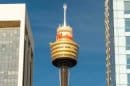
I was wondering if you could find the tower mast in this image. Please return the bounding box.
[63,4,67,26]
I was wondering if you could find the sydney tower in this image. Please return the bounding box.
[50,4,79,86]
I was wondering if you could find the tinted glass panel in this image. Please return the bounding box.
[125,19,130,32]
[125,1,130,14]
[126,36,130,50]
[128,74,130,85]
[127,55,130,68]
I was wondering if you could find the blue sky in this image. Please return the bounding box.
[0,0,105,86]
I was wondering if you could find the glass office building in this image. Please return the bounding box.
[0,4,34,86]
[105,0,130,86]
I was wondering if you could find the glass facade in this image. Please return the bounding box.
[125,1,130,86]
[105,0,130,86]
[0,27,20,86]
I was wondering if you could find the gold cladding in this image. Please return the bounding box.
[50,39,78,60]
[0,21,20,28]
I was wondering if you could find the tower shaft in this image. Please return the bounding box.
[60,66,68,86]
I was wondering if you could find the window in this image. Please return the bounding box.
[127,55,130,68]
[126,36,130,50]
[125,1,130,14]
[125,19,130,32]
[128,74,130,85]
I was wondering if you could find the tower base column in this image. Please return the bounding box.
[60,65,68,86]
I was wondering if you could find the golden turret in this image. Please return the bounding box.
[50,4,79,68]
[50,25,78,67]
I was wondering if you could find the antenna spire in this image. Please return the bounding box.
[63,3,67,26]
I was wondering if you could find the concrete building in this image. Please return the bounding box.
[0,4,34,86]
[105,0,130,86]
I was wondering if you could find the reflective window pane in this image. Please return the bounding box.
[124,1,130,14]
[127,55,130,68]
[128,74,130,85]
[125,19,130,32]
[126,36,130,50]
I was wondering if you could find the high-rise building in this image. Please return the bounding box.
[105,0,130,86]
[0,4,34,86]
